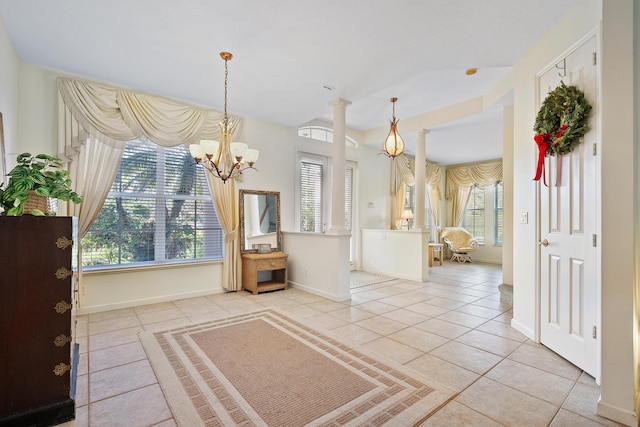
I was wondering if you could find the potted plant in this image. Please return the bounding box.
[0,153,82,216]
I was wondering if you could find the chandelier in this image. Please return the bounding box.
[381,97,405,158]
[189,52,259,183]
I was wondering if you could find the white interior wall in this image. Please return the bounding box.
[0,16,19,163]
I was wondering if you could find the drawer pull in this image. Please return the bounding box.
[54,301,72,314]
[55,236,73,250]
[53,363,71,376]
[53,334,72,347]
[55,268,73,280]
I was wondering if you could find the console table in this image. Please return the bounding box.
[242,251,288,294]
[428,243,444,267]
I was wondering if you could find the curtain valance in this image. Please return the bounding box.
[445,159,503,199]
[57,77,237,154]
[393,154,444,190]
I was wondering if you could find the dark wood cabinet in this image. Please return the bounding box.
[0,216,77,427]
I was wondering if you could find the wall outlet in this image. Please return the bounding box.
[520,212,528,224]
[368,202,374,208]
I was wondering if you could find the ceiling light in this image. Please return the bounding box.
[465,68,478,75]
[189,52,259,183]
[381,97,405,158]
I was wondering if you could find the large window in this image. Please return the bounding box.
[494,181,504,245]
[82,139,223,268]
[298,153,354,233]
[463,185,486,244]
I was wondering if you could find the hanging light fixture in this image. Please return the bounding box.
[189,52,259,183]
[381,97,405,158]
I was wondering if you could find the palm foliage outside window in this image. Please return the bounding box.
[82,139,223,268]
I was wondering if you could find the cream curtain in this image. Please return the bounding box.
[392,154,444,232]
[205,173,241,291]
[445,159,503,226]
[57,77,243,291]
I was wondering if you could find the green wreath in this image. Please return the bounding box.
[533,82,592,156]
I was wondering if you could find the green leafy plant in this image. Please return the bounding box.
[0,153,82,216]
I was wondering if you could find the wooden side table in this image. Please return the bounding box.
[241,251,288,294]
[428,243,444,267]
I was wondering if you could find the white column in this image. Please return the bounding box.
[327,98,351,235]
[413,129,428,231]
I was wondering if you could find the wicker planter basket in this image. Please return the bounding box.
[23,190,57,215]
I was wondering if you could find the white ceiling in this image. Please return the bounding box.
[0,0,578,165]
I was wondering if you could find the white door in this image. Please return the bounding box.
[539,36,598,376]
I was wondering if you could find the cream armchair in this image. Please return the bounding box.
[440,227,478,263]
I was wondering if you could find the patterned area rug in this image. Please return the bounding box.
[139,309,454,426]
[350,271,396,289]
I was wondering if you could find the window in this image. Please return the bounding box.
[299,156,325,232]
[494,181,504,245]
[403,184,433,231]
[298,153,355,233]
[82,139,223,268]
[463,185,485,244]
[298,126,357,147]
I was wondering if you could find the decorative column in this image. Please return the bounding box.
[413,129,428,231]
[327,98,351,235]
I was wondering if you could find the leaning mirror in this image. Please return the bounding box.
[239,190,281,253]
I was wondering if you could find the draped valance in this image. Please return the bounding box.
[445,159,503,199]
[392,154,444,191]
[57,77,239,160]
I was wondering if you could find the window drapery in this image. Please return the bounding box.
[391,154,444,232]
[446,159,502,226]
[56,77,243,291]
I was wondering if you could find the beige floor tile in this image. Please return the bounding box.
[77,352,88,376]
[377,294,421,308]
[355,300,399,315]
[429,341,502,375]
[493,309,513,324]
[296,312,349,331]
[354,315,407,335]
[388,326,449,353]
[89,341,147,373]
[89,359,157,402]
[456,377,559,426]
[136,307,186,325]
[142,317,194,332]
[88,308,136,323]
[455,329,522,357]
[415,318,471,339]
[435,311,489,329]
[405,301,451,317]
[418,400,503,426]
[306,299,349,313]
[550,409,609,427]
[330,323,382,345]
[469,298,511,312]
[381,308,431,326]
[420,296,468,310]
[508,342,582,380]
[456,304,504,319]
[435,291,481,304]
[133,301,177,314]
[562,382,623,426]
[74,373,88,407]
[89,326,144,351]
[475,319,528,342]
[361,336,424,364]
[89,384,172,427]
[486,359,575,405]
[405,354,480,393]
[89,315,142,336]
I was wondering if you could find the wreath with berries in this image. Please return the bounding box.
[533,82,592,182]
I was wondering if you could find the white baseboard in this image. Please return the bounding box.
[597,399,637,426]
[510,318,536,341]
[288,281,350,302]
[77,288,225,315]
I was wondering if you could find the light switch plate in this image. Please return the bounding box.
[520,212,528,224]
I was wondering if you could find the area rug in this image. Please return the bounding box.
[350,271,396,289]
[139,309,453,426]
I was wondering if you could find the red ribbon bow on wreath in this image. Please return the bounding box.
[533,124,567,186]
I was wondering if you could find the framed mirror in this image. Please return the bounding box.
[239,189,281,253]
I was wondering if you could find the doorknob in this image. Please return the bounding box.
[538,239,549,247]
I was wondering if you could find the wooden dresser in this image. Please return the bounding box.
[0,216,77,427]
[241,251,288,294]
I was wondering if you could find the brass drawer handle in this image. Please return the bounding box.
[54,301,72,314]
[53,334,72,347]
[55,268,73,280]
[53,363,71,376]
[55,237,73,250]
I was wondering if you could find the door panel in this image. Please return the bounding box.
[539,36,597,376]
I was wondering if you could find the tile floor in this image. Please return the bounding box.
[61,261,622,427]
